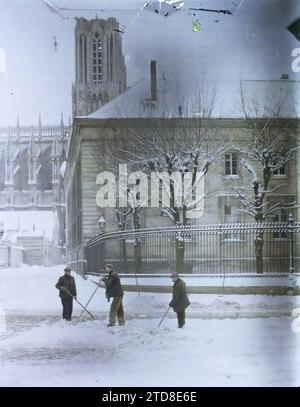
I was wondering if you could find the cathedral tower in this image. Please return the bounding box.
[72,17,127,117]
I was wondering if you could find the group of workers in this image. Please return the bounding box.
[55,264,190,328]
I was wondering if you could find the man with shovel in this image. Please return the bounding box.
[101,264,125,327]
[55,267,77,321]
[169,273,190,328]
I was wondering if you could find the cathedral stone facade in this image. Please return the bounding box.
[0,116,69,253]
[0,116,68,211]
[72,17,127,117]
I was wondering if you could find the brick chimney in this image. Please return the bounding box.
[150,60,157,102]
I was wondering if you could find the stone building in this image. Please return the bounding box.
[72,17,127,117]
[0,232,50,268]
[0,211,58,267]
[0,115,69,253]
[65,62,300,273]
[0,16,127,268]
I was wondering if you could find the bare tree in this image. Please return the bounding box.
[230,88,298,273]
[121,87,228,272]
[96,132,147,273]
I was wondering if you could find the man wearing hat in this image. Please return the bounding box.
[55,267,77,321]
[101,264,125,327]
[169,273,190,328]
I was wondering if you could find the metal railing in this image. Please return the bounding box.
[85,221,300,276]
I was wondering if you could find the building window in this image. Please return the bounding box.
[93,36,102,85]
[224,205,241,240]
[272,209,288,239]
[224,205,240,223]
[225,153,238,176]
[273,165,286,176]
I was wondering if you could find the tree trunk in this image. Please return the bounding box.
[254,193,265,274]
[175,237,185,273]
[116,210,129,272]
[133,208,142,274]
[121,238,128,273]
[134,239,142,274]
[254,232,264,274]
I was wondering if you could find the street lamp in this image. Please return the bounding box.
[98,215,106,232]
[98,215,106,271]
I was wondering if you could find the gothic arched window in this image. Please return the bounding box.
[92,94,98,112]
[110,34,114,81]
[79,35,83,82]
[93,34,102,85]
[37,146,52,191]
[83,35,87,83]
[0,156,5,190]
[29,158,35,182]
[14,149,29,191]
[78,34,87,83]
[107,36,109,80]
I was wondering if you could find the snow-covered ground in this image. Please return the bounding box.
[0,265,299,387]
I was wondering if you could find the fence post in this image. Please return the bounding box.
[289,213,294,273]
[219,223,222,275]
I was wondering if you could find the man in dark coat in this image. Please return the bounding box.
[101,264,124,327]
[55,267,77,321]
[169,273,190,328]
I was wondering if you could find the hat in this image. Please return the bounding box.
[170,272,179,279]
[105,264,114,270]
[64,267,71,272]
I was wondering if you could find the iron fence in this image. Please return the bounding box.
[85,221,300,276]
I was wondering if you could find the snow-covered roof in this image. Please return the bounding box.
[85,76,300,120]
[0,211,56,241]
[87,77,191,119]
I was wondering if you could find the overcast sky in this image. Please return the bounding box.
[0,0,299,126]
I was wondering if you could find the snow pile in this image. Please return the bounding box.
[0,265,299,318]
[117,274,300,287]
[0,317,298,387]
[0,266,299,387]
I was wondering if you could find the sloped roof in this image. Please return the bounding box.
[85,77,300,120]
[87,77,194,119]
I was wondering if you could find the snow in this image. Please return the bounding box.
[0,211,55,240]
[0,265,299,386]
[112,274,300,288]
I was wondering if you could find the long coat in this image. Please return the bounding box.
[55,275,77,299]
[169,278,190,312]
[102,271,124,299]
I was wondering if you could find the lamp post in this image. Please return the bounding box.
[98,215,106,233]
[98,215,106,271]
[289,213,294,273]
